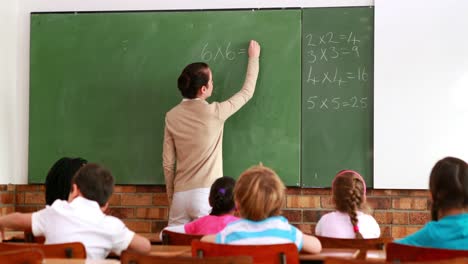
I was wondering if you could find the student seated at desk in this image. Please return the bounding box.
[0,163,151,259]
[315,170,380,239]
[24,157,88,243]
[397,156,468,250]
[202,165,322,254]
[163,176,239,235]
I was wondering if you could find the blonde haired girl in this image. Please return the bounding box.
[202,165,322,254]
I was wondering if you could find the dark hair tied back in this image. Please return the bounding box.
[45,157,87,205]
[180,73,191,90]
[177,62,210,99]
[429,156,468,220]
[209,177,236,216]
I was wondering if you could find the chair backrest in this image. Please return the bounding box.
[386,242,468,262]
[0,248,44,264]
[191,240,299,264]
[0,242,86,259]
[316,236,393,259]
[324,257,468,264]
[121,250,253,264]
[162,230,204,245]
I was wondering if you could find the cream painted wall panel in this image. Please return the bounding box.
[0,0,18,183]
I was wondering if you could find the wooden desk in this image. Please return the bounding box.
[44,259,119,264]
[366,249,386,262]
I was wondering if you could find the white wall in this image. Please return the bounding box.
[7,0,373,184]
[12,0,465,188]
[0,0,18,183]
[374,0,468,189]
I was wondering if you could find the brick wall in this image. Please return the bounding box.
[1,184,431,239]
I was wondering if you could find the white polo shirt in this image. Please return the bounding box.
[32,196,135,259]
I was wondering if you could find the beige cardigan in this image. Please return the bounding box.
[162,57,259,200]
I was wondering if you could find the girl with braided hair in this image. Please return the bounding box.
[315,170,380,238]
[162,176,239,235]
[397,157,468,249]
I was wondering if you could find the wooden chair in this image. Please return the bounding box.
[121,250,253,264]
[162,230,204,245]
[316,235,393,259]
[324,257,468,264]
[191,240,299,264]
[0,242,86,258]
[0,248,44,264]
[386,242,468,262]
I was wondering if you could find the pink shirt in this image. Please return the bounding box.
[184,214,240,235]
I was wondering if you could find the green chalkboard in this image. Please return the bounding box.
[29,10,301,185]
[301,7,374,187]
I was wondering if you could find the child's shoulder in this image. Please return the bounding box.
[224,216,287,228]
[219,214,240,223]
[320,211,345,220]
[356,211,377,220]
[41,199,73,214]
[48,198,69,207]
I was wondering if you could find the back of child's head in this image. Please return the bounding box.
[234,165,285,221]
[429,156,468,220]
[209,176,236,216]
[332,170,367,239]
[71,163,114,207]
[45,157,88,205]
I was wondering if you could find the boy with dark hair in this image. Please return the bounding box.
[0,163,151,259]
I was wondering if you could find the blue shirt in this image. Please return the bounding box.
[397,213,468,250]
[215,216,303,250]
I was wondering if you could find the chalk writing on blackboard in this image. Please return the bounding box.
[305,32,361,46]
[200,42,246,62]
[306,66,368,87]
[306,96,368,110]
[301,7,374,187]
[304,31,369,112]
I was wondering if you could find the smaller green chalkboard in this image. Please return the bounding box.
[301,7,374,187]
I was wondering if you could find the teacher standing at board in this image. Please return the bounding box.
[163,40,261,226]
